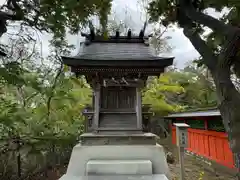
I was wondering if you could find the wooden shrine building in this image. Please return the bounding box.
[59,30,174,179]
[62,30,173,134]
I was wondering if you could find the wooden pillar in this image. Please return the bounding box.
[136,87,142,130]
[93,84,100,131]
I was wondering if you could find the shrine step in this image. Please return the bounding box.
[86,160,152,175]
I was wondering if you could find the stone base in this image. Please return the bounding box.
[80,132,157,145]
[61,143,170,179]
[59,175,169,180]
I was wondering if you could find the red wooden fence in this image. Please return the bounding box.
[172,126,235,169]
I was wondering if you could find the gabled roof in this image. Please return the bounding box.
[62,35,174,67]
[72,42,159,61]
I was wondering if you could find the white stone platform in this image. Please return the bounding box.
[61,143,170,179]
[59,174,169,180]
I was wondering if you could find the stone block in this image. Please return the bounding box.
[86,160,152,175]
[65,143,170,178]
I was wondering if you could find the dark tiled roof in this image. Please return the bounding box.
[64,36,173,59]
[72,42,158,61]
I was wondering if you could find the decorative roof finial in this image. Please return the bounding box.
[89,21,95,40]
[139,30,144,39]
[139,21,147,39]
[127,29,131,39]
[90,28,95,40]
[116,30,120,38]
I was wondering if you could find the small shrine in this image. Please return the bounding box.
[59,28,174,180]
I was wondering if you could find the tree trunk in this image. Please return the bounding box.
[211,66,240,152]
[179,2,240,176]
[183,24,240,175]
[210,65,240,177]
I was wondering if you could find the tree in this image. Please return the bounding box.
[166,63,217,110]
[147,0,240,169]
[0,25,92,179]
[142,73,185,116]
[0,0,112,46]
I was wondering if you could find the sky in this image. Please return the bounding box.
[111,0,227,68]
[0,0,227,69]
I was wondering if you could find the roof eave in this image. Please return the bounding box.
[61,56,174,68]
[164,109,221,118]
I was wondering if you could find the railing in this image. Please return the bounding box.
[172,126,235,169]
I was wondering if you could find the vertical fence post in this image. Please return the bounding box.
[174,123,190,180]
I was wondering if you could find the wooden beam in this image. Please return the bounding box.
[92,83,100,131]
[136,87,143,130]
[102,78,145,87]
[96,127,141,131]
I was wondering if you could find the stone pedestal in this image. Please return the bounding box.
[59,133,170,180]
[60,175,169,180]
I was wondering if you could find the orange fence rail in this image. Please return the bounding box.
[172,126,235,169]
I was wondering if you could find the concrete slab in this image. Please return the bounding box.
[59,174,169,180]
[65,143,170,178]
[86,160,152,175]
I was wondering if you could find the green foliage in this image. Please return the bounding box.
[6,0,111,37]
[143,63,218,116]
[0,66,91,139]
[1,0,113,47]
[0,30,92,178]
[167,64,218,110]
[147,0,236,27]
[142,73,185,116]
